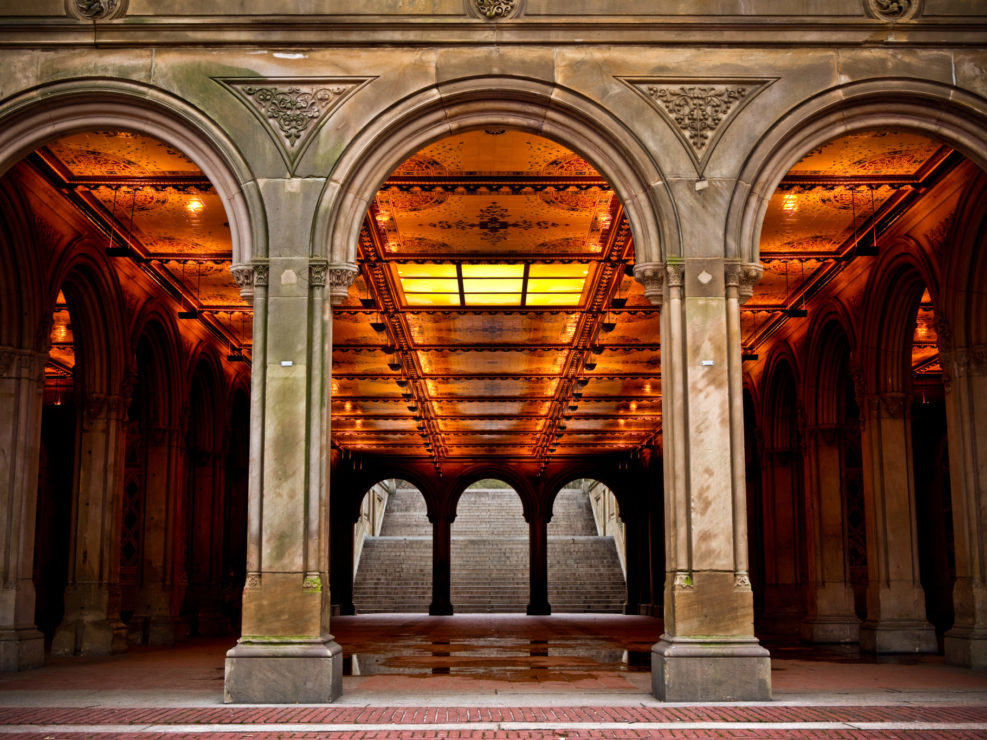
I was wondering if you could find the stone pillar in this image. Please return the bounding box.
[942,345,987,666]
[331,509,356,616]
[52,391,129,656]
[801,425,860,643]
[133,425,186,645]
[757,447,804,635]
[429,514,454,615]
[527,515,550,616]
[224,260,355,703]
[858,392,936,653]
[637,260,770,702]
[622,509,642,615]
[0,347,46,670]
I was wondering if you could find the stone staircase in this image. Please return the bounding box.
[353,486,625,614]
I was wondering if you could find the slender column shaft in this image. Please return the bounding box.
[0,347,45,670]
[429,516,453,615]
[858,392,936,653]
[943,347,987,666]
[527,515,550,615]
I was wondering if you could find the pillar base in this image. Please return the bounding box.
[52,618,127,657]
[801,616,861,644]
[944,626,987,668]
[147,617,187,646]
[224,636,342,703]
[859,619,937,654]
[652,636,771,702]
[429,602,453,616]
[0,628,44,670]
[527,601,551,616]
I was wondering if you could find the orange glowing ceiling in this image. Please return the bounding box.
[332,130,660,464]
[31,131,250,360]
[745,128,957,374]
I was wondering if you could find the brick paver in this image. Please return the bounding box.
[2,732,987,739]
[2,704,986,726]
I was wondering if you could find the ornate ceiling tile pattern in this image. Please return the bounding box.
[333,131,655,465]
[747,128,955,372]
[34,131,250,356]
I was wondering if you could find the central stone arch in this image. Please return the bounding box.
[314,75,678,271]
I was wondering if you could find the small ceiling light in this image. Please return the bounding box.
[186,197,205,214]
[611,297,627,309]
[395,379,409,388]
[782,192,798,213]
[370,318,387,333]
[742,352,759,362]
[584,360,597,371]
[785,307,808,318]
[388,360,402,372]
[576,378,590,388]
[360,297,376,308]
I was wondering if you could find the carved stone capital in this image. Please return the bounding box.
[738,263,763,304]
[231,265,255,304]
[865,392,909,420]
[666,263,685,290]
[308,261,329,288]
[952,345,987,379]
[328,264,360,306]
[253,263,270,287]
[865,0,920,22]
[934,314,953,354]
[632,262,665,307]
[0,347,46,382]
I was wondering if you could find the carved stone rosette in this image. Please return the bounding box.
[633,262,665,307]
[328,264,360,306]
[865,0,920,22]
[470,0,522,20]
[67,0,127,20]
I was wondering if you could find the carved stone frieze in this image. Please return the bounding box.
[470,0,521,19]
[0,347,46,382]
[328,264,360,306]
[216,77,373,173]
[952,345,987,378]
[620,77,774,174]
[632,262,665,307]
[866,0,920,22]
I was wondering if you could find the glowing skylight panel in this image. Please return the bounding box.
[395,262,591,307]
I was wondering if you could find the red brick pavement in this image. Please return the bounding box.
[1,732,987,739]
[2,705,986,725]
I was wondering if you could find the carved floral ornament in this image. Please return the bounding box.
[216,77,373,173]
[471,0,521,20]
[68,0,126,20]
[866,0,920,21]
[620,77,774,175]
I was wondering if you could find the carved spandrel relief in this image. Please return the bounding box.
[216,77,374,174]
[68,0,127,21]
[619,77,775,175]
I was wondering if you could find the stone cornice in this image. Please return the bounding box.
[1,17,986,48]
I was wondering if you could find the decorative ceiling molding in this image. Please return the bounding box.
[215,77,374,174]
[865,0,921,22]
[619,77,776,175]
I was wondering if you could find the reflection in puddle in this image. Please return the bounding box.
[342,639,651,677]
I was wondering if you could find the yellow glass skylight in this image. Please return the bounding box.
[394,262,591,307]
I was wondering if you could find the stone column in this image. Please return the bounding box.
[622,509,642,615]
[0,347,46,670]
[331,509,356,616]
[801,425,859,643]
[757,446,804,635]
[858,392,936,653]
[52,391,129,656]
[224,260,356,703]
[942,345,987,667]
[527,514,550,616]
[429,514,454,615]
[636,260,770,702]
[133,425,186,645]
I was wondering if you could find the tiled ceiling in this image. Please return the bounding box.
[332,130,659,465]
[33,130,251,381]
[27,126,950,459]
